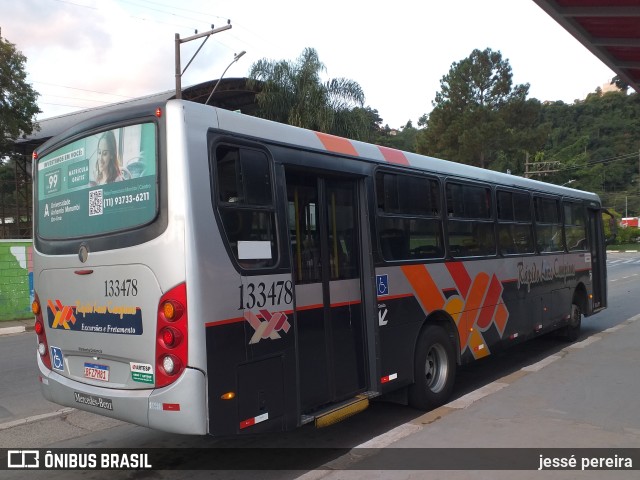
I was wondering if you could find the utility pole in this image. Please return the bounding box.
[174,22,232,99]
[524,160,561,178]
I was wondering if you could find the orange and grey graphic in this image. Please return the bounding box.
[385,263,509,360]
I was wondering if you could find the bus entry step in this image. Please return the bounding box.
[314,394,369,428]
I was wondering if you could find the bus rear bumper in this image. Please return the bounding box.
[37,354,207,435]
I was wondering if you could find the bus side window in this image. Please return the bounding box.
[564,202,588,251]
[497,190,534,255]
[213,144,277,269]
[446,182,495,257]
[534,196,564,252]
[375,171,444,261]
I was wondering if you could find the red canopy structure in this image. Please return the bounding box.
[533,0,640,93]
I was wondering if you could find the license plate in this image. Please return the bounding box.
[84,362,110,382]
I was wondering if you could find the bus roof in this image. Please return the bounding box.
[203,101,600,204]
[37,98,601,205]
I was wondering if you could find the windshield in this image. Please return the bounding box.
[36,123,157,239]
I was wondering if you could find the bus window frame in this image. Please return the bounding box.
[444,178,497,259]
[33,112,166,256]
[207,134,282,275]
[533,194,565,254]
[373,166,445,264]
[562,198,589,252]
[496,188,536,257]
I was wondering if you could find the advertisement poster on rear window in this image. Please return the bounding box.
[36,123,157,239]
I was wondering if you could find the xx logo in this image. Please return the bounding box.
[47,299,76,330]
[244,309,291,344]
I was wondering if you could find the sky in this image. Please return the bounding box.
[1,0,618,129]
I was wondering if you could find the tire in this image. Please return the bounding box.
[408,324,457,410]
[562,303,582,342]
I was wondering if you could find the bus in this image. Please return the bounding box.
[32,99,610,436]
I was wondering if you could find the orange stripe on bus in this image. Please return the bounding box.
[446,262,472,298]
[377,293,414,302]
[458,272,490,346]
[476,274,502,329]
[466,272,490,313]
[315,132,359,156]
[206,317,244,327]
[378,146,409,165]
[401,264,445,313]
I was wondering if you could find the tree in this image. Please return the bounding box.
[538,90,640,214]
[416,48,543,170]
[375,121,419,153]
[0,34,40,158]
[611,75,629,93]
[248,48,370,139]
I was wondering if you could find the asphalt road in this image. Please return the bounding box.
[1,252,639,479]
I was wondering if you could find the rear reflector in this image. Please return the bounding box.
[380,373,398,384]
[240,412,269,429]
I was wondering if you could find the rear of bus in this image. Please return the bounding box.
[32,102,207,434]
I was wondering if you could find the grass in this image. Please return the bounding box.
[607,244,639,251]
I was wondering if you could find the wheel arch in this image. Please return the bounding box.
[573,282,589,316]
[414,310,462,366]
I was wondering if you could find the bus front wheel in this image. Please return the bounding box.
[562,303,582,342]
[408,324,456,410]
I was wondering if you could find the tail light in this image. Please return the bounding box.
[33,293,52,370]
[156,283,188,387]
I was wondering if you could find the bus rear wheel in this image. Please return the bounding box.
[408,324,456,410]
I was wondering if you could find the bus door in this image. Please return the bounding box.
[588,207,607,312]
[285,170,367,412]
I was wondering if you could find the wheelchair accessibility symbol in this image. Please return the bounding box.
[376,274,389,296]
[50,346,64,371]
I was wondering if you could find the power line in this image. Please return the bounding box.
[557,152,638,172]
[39,101,107,108]
[39,94,113,104]
[50,0,196,30]
[114,0,277,58]
[115,0,228,26]
[115,0,205,26]
[120,0,228,20]
[526,151,639,177]
[32,80,135,99]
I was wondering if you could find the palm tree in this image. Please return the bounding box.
[249,48,370,139]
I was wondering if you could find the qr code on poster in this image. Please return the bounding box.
[89,189,103,216]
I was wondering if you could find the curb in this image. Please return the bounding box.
[0,326,26,336]
[0,408,75,431]
[0,319,34,336]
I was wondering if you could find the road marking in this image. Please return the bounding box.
[0,407,75,431]
[610,273,639,281]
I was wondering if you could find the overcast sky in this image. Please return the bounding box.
[1,0,617,128]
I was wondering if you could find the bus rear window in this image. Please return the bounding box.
[36,123,157,239]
